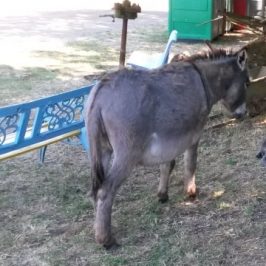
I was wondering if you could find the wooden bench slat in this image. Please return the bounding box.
[4,123,49,145]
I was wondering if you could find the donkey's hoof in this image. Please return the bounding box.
[103,237,120,250]
[185,188,198,201]
[157,192,169,203]
[96,233,119,249]
[187,193,197,201]
[185,185,197,198]
[96,233,120,250]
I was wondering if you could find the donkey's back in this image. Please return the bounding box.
[87,63,208,165]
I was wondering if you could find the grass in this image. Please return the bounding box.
[136,28,169,44]
[1,88,265,266]
[0,39,121,106]
[0,65,58,106]
[34,40,120,74]
[1,119,265,265]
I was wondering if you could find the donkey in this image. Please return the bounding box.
[84,48,250,248]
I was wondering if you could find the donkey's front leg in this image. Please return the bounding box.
[157,160,175,203]
[183,142,199,198]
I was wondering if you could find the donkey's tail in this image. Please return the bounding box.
[84,83,107,201]
[89,108,106,201]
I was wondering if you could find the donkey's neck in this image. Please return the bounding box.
[195,58,236,105]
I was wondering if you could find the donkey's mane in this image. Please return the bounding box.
[171,48,236,63]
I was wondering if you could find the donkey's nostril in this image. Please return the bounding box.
[256,152,263,159]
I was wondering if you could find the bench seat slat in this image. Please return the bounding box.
[0,129,81,161]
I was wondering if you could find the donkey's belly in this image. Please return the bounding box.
[141,132,195,165]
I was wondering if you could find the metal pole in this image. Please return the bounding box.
[119,17,128,68]
[262,0,266,34]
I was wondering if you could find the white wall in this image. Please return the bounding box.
[0,0,168,16]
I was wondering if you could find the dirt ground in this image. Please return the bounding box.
[0,9,265,266]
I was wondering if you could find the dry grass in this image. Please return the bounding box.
[0,10,266,266]
[1,115,265,266]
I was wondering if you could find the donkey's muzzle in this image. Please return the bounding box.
[233,103,247,120]
[256,151,264,159]
[233,112,246,120]
[256,151,266,167]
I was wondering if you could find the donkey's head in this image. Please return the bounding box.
[220,49,249,119]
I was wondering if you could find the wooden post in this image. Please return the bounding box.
[119,17,128,68]
[113,1,141,68]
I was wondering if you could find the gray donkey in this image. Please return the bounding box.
[84,48,249,248]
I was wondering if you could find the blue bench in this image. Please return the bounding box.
[0,84,93,162]
[126,30,178,70]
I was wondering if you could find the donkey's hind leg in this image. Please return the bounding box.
[95,155,133,249]
[102,146,112,176]
[183,142,199,198]
[157,160,175,203]
[90,146,112,206]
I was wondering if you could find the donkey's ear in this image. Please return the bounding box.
[237,49,248,71]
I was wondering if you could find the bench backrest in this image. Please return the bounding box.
[0,85,93,155]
